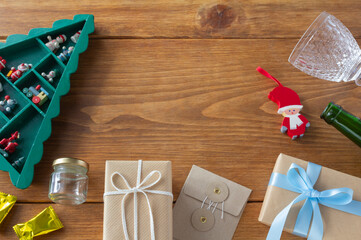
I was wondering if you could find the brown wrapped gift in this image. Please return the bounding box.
[259,154,361,239]
[103,160,173,240]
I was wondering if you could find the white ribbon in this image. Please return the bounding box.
[104,160,173,240]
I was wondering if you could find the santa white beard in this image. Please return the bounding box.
[285,113,303,130]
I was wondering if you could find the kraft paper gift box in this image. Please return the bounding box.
[173,165,252,240]
[259,153,361,240]
[103,160,173,240]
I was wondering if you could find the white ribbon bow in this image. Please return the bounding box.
[104,160,173,240]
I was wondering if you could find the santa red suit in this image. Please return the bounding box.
[10,69,23,81]
[9,64,32,82]
[281,113,309,138]
[5,142,18,153]
[257,67,310,140]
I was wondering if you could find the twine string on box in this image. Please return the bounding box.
[104,160,173,240]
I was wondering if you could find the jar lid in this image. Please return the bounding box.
[52,158,89,171]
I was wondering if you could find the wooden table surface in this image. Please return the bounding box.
[1,1,361,239]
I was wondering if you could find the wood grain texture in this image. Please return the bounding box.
[0,203,302,240]
[0,1,360,239]
[1,0,361,38]
[1,39,360,203]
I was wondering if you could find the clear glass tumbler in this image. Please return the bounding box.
[289,12,361,86]
[49,158,89,205]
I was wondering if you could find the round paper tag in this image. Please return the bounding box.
[191,208,215,232]
[205,181,229,203]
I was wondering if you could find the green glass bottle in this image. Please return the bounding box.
[320,102,361,147]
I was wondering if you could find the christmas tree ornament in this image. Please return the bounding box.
[71,30,82,43]
[257,67,310,140]
[57,46,74,63]
[0,95,17,115]
[7,63,32,83]
[45,34,67,52]
[41,69,58,83]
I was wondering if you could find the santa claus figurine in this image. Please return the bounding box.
[7,63,32,83]
[257,67,310,140]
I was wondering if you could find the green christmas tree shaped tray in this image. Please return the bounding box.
[0,15,94,189]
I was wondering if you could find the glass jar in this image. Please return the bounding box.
[48,158,89,205]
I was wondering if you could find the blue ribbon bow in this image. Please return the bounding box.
[267,162,361,240]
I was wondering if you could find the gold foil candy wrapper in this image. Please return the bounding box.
[13,206,63,240]
[0,192,17,224]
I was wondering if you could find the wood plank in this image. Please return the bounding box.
[0,202,302,240]
[1,1,361,38]
[0,39,360,203]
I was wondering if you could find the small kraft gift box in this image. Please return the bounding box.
[103,160,173,240]
[173,165,252,240]
[259,153,361,240]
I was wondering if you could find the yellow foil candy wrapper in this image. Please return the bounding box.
[0,192,17,224]
[13,206,63,240]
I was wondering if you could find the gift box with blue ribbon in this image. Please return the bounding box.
[259,154,361,240]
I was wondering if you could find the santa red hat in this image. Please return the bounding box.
[256,67,303,114]
[57,34,67,43]
[268,86,303,114]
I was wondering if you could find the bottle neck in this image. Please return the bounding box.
[321,102,361,147]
